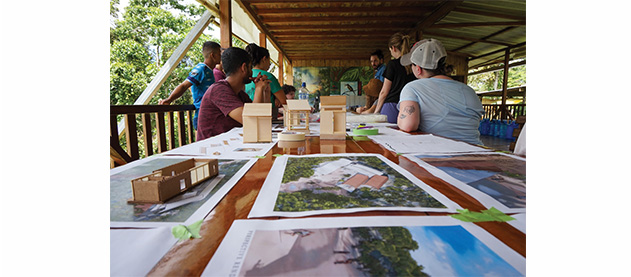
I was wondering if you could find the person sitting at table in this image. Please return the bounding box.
[373,33,416,123]
[196,47,271,141]
[397,38,484,145]
[245,43,287,120]
[356,78,383,114]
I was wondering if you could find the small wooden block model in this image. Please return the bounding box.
[242,103,272,143]
[319,95,347,140]
[127,158,219,204]
[285,99,311,133]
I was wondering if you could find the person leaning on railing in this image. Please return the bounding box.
[196,47,270,141]
[158,41,222,130]
[397,39,485,146]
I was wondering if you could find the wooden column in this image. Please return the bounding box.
[278,52,284,86]
[219,0,232,49]
[259,33,266,48]
[500,49,510,120]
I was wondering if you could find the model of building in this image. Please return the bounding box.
[127,158,219,204]
[319,95,347,140]
[242,103,272,143]
[285,99,311,133]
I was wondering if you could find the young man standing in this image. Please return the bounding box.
[159,41,221,130]
[196,47,271,140]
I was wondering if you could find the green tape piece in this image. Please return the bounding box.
[450,207,515,222]
[352,128,379,136]
[172,219,204,241]
[255,155,266,159]
[272,154,283,157]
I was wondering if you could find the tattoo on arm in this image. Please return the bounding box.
[403,106,415,115]
[399,113,406,119]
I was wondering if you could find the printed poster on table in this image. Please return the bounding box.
[248,154,460,218]
[201,216,525,276]
[404,152,526,213]
[110,155,256,227]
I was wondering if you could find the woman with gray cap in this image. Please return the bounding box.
[397,39,484,145]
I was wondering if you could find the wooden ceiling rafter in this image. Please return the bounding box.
[452,26,517,52]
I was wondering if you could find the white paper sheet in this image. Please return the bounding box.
[163,127,277,159]
[201,216,525,276]
[110,227,178,276]
[403,152,526,213]
[508,213,526,234]
[110,156,257,228]
[248,153,461,218]
[369,134,491,154]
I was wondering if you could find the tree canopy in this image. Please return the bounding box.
[110,0,216,106]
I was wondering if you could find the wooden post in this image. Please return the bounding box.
[141,113,153,157]
[259,33,266,48]
[278,52,284,86]
[187,110,195,143]
[500,49,510,120]
[168,111,176,150]
[178,111,186,147]
[155,112,167,153]
[220,0,232,49]
[124,114,140,161]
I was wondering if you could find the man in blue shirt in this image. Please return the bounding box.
[159,41,221,130]
[370,49,386,82]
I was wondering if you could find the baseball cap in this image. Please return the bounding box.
[400,38,447,69]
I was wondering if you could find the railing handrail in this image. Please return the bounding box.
[110,104,195,115]
[110,104,196,168]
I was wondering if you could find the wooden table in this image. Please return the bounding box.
[147,135,525,276]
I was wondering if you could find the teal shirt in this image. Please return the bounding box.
[245,69,282,109]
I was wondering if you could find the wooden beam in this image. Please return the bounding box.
[219,0,232,49]
[278,52,284,86]
[141,113,153,157]
[259,33,266,48]
[254,6,432,15]
[453,7,526,21]
[155,112,167,153]
[124,114,139,161]
[500,49,510,120]
[429,21,525,29]
[262,16,419,23]
[423,30,513,47]
[414,0,463,31]
[270,24,408,31]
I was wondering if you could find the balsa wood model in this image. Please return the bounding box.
[319,95,347,140]
[242,103,272,143]
[128,158,219,204]
[285,99,311,133]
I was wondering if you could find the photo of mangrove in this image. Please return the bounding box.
[274,156,447,212]
[238,225,522,276]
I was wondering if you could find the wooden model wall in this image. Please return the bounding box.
[129,158,218,204]
[285,100,311,132]
[242,103,272,143]
[319,95,347,140]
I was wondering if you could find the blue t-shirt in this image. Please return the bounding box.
[374,64,386,82]
[398,78,484,145]
[186,63,215,109]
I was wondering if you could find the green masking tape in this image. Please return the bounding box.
[352,128,379,136]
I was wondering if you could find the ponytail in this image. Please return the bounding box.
[245,43,270,67]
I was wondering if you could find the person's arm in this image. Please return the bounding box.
[227,106,245,124]
[397,100,420,132]
[159,81,192,105]
[361,102,377,114]
[373,78,392,114]
[251,73,271,103]
[272,89,287,105]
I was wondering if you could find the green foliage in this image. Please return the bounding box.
[467,63,526,92]
[353,227,428,276]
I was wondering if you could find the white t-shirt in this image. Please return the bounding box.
[398,78,484,145]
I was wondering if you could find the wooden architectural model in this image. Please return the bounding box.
[128,158,219,204]
[319,95,347,140]
[242,103,272,143]
[284,99,311,133]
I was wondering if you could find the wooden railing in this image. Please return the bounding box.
[110,105,196,167]
[482,104,526,120]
